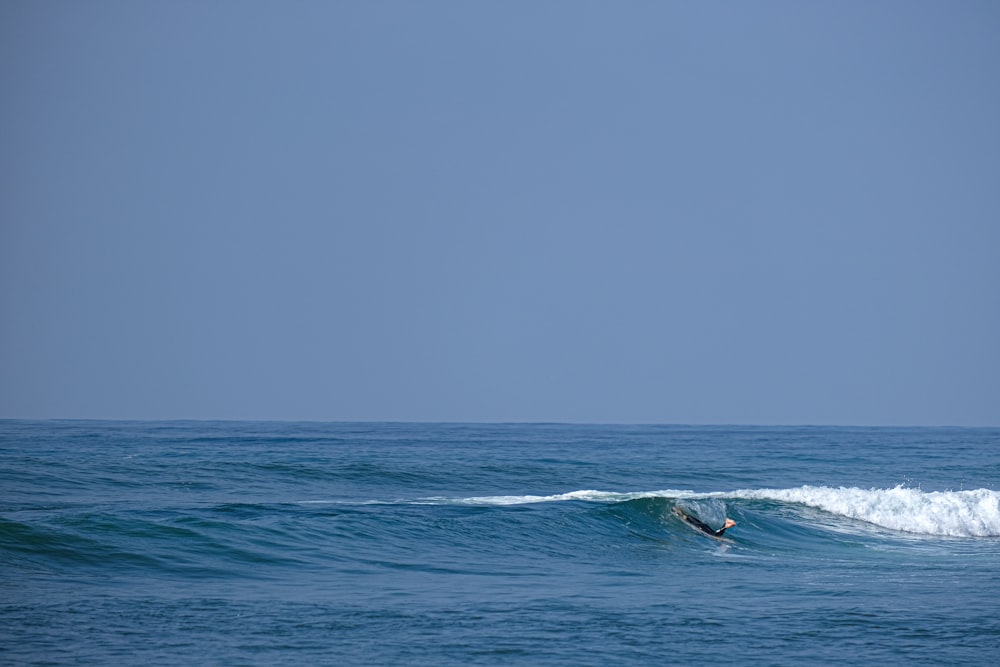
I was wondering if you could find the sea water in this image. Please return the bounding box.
[1,421,998,665]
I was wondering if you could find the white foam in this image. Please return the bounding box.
[442,485,1000,537]
[330,485,999,538]
[449,489,694,506]
[728,485,1000,538]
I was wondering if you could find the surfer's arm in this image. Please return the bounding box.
[714,518,737,536]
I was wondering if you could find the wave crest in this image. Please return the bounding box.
[732,485,1000,538]
[454,490,689,505]
[443,486,1000,538]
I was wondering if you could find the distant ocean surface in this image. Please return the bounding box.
[2,420,999,666]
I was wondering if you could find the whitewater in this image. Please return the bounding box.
[447,486,1000,537]
[2,420,999,666]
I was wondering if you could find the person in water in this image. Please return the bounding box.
[673,507,737,537]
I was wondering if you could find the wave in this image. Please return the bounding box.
[444,489,685,505]
[729,486,1000,538]
[433,486,1000,538]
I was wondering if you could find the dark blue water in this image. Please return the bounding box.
[2,421,999,665]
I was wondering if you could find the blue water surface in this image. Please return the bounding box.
[2,421,999,665]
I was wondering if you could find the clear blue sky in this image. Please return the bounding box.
[2,1,998,425]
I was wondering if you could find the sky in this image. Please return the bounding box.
[1,1,998,425]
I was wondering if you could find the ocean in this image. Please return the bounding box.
[2,420,998,665]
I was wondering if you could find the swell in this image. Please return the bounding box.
[0,504,314,578]
[430,486,1000,538]
[4,486,996,582]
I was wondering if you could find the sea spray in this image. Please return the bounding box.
[731,486,1000,537]
[439,486,1000,538]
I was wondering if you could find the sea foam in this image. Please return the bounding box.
[448,486,1000,538]
[455,490,690,505]
[731,485,1000,538]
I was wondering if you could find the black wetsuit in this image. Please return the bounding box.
[678,511,730,537]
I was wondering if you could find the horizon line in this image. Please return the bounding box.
[1,417,997,430]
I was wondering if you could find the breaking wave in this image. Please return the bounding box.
[730,485,1000,538]
[435,486,1000,538]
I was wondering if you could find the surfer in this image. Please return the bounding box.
[673,507,737,537]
